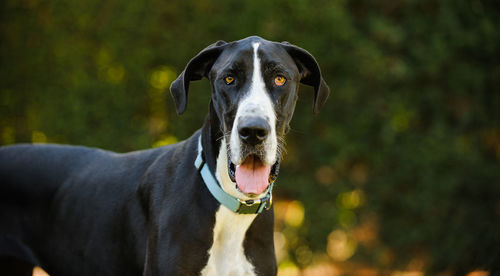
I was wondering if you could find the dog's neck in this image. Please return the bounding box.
[199,106,259,276]
[200,103,222,173]
[202,152,258,275]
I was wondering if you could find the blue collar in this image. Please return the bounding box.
[194,136,274,214]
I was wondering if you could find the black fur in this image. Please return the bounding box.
[0,36,329,275]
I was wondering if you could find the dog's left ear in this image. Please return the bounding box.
[280,42,330,114]
[170,40,227,115]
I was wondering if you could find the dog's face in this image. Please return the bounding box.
[209,40,300,196]
[171,36,329,199]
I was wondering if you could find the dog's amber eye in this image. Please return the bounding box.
[224,75,235,85]
[274,75,286,86]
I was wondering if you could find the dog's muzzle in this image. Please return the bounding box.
[227,116,281,196]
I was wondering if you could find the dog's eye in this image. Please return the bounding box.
[224,75,235,85]
[274,75,286,86]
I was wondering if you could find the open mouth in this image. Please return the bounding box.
[228,153,280,196]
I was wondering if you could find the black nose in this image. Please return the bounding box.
[238,116,270,146]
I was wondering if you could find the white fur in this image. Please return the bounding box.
[200,207,257,276]
[200,140,258,276]
[229,42,277,166]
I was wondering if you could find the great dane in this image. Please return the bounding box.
[0,36,329,275]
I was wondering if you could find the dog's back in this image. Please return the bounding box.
[0,144,165,275]
[1,144,99,238]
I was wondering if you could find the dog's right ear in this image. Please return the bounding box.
[170,40,227,115]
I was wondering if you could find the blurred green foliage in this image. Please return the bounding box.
[1,0,499,273]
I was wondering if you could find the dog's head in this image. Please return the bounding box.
[171,36,329,199]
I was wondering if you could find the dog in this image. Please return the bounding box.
[0,36,329,275]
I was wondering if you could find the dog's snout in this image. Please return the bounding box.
[238,117,270,146]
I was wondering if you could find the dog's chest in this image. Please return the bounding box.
[201,207,257,276]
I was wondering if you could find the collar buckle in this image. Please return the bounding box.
[235,184,274,213]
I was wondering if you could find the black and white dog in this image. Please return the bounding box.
[0,36,329,275]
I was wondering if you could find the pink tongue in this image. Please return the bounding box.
[235,155,271,195]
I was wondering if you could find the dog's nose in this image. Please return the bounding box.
[238,117,270,146]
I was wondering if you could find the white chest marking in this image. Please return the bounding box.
[200,207,257,276]
[200,140,257,276]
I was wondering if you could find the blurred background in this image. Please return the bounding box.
[1,0,499,275]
